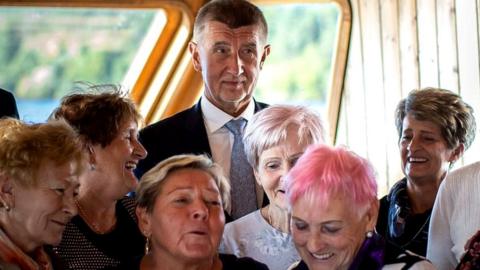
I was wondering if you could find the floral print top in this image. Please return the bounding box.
[220,210,300,270]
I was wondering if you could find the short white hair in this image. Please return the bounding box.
[244,105,325,170]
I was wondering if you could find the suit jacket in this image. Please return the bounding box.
[0,89,19,119]
[136,99,268,221]
[136,98,268,177]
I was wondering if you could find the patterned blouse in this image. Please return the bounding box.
[219,209,300,270]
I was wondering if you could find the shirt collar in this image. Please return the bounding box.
[201,96,255,133]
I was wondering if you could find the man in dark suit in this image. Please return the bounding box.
[136,0,270,221]
[0,88,19,119]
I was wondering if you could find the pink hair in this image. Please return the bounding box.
[286,144,377,208]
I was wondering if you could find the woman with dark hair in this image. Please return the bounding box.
[376,87,476,258]
[51,84,148,269]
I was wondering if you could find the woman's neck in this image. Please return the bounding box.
[76,191,117,234]
[0,220,37,254]
[141,252,222,270]
[261,204,290,233]
[406,179,440,214]
[80,170,123,201]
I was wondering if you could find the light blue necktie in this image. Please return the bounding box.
[224,118,257,219]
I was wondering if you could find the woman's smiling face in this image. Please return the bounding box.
[255,127,309,210]
[290,195,377,270]
[399,113,458,184]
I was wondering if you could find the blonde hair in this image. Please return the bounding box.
[0,118,86,187]
[136,154,231,213]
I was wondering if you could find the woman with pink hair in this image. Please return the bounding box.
[286,145,434,270]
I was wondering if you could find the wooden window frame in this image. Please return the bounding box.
[254,0,352,144]
[0,0,351,143]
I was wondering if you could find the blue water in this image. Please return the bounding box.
[16,98,60,123]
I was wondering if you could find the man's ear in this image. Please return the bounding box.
[449,143,465,163]
[0,173,14,209]
[136,207,151,237]
[259,44,271,70]
[189,41,202,72]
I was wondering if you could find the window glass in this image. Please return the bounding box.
[0,7,162,122]
[256,3,339,115]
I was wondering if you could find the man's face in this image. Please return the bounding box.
[189,21,270,116]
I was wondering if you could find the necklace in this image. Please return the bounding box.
[399,213,431,248]
[388,212,431,250]
[75,200,116,234]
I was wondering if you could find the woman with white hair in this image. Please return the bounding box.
[220,105,325,269]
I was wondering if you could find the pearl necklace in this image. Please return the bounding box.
[75,200,116,234]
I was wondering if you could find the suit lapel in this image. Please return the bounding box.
[184,100,212,157]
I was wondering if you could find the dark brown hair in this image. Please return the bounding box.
[51,84,141,147]
[395,87,476,150]
[193,0,268,43]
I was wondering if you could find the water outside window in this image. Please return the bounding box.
[0,7,161,122]
[0,4,340,123]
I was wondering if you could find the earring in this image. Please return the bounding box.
[0,200,10,212]
[144,236,151,254]
[90,163,96,171]
[366,231,374,238]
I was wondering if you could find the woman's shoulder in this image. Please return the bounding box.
[225,210,262,227]
[448,161,480,180]
[219,253,269,270]
[223,210,263,237]
[118,196,137,221]
[287,260,308,270]
[119,196,136,210]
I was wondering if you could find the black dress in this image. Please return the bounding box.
[54,197,145,270]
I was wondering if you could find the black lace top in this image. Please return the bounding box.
[53,196,145,270]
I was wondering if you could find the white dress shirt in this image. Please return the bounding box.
[201,96,264,209]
